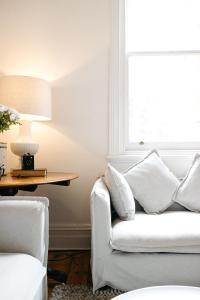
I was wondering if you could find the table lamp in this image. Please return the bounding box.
[0,75,51,169]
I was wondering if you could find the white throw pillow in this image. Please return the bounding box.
[104,164,135,220]
[173,154,200,212]
[124,150,179,214]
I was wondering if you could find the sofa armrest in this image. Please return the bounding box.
[0,197,49,267]
[91,178,112,258]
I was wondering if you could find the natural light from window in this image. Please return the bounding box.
[126,0,200,145]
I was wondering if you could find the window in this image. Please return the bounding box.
[110,0,200,155]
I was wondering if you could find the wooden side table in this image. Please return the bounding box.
[0,172,79,195]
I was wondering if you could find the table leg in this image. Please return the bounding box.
[0,187,19,196]
[47,268,68,283]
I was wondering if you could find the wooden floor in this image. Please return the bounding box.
[48,250,92,298]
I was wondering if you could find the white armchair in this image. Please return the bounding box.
[0,196,49,300]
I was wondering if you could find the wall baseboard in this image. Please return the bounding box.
[49,223,91,250]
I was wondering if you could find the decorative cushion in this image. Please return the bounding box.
[173,154,200,212]
[104,164,135,220]
[124,150,179,214]
[111,211,200,253]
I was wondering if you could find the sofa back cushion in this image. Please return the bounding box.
[135,200,186,212]
[167,202,186,211]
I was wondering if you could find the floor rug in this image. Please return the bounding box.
[50,284,123,300]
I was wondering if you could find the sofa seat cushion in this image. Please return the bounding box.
[111,211,200,253]
[0,253,46,300]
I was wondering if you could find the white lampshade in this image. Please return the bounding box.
[0,75,51,121]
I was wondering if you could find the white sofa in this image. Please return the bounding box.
[0,196,49,300]
[91,178,200,292]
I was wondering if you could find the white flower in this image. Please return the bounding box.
[0,104,8,112]
[10,114,18,121]
[0,104,20,133]
[8,108,20,120]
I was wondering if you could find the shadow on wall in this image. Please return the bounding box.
[51,50,109,157]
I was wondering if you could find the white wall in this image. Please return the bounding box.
[0,0,111,248]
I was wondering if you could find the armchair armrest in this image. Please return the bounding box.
[0,197,49,267]
[91,178,112,258]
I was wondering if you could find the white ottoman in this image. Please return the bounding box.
[112,286,200,299]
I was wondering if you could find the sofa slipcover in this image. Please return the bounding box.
[91,178,200,291]
[111,211,200,253]
[0,253,46,300]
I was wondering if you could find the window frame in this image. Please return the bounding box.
[109,0,200,157]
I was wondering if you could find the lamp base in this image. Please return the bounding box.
[0,142,7,174]
[22,154,34,170]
